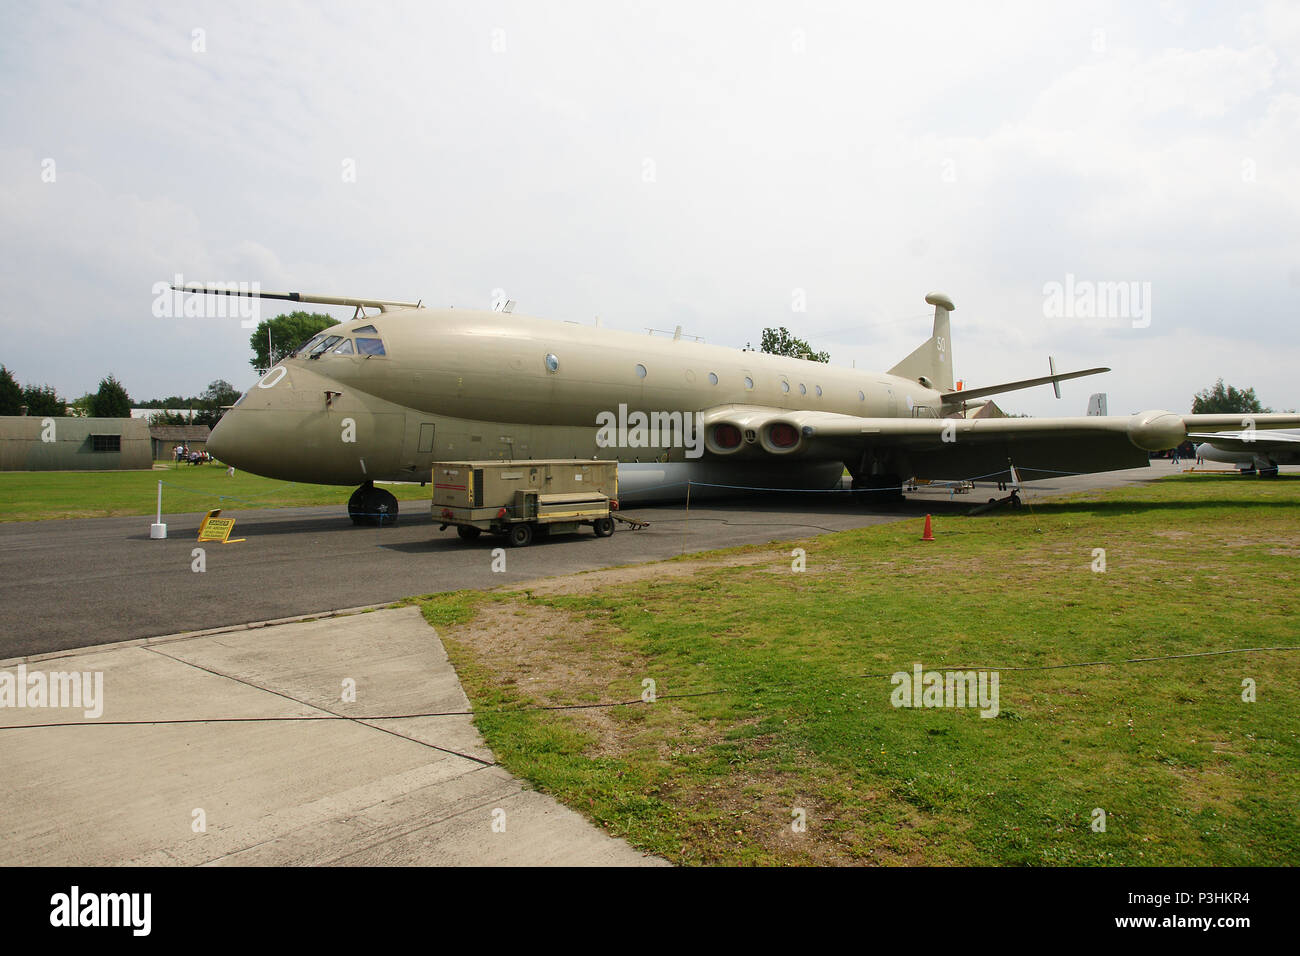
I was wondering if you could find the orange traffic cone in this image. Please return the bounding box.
[922,514,935,541]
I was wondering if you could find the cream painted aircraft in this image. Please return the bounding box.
[1193,428,1300,476]
[184,285,1300,524]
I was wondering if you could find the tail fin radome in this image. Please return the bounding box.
[888,292,955,392]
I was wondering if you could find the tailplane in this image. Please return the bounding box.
[888,292,955,392]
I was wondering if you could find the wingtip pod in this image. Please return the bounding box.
[1127,410,1186,451]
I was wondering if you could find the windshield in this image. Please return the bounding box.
[293,334,327,357]
[308,335,343,359]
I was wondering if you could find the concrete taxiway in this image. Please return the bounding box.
[0,464,1171,658]
[0,606,665,866]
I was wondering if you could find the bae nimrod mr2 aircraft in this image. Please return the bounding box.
[184,284,1300,525]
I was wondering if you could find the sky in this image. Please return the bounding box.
[1,0,1297,416]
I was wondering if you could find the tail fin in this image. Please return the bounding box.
[888,292,954,391]
[1087,393,1108,416]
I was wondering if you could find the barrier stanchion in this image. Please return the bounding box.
[150,480,167,539]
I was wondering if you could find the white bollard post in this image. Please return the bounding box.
[150,480,167,539]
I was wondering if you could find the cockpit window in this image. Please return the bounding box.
[294,334,327,357]
[332,338,354,355]
[356,337,386,356]
[353,324,378,334]
[308,335,343,359]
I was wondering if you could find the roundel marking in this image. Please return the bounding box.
[258,366,288,388]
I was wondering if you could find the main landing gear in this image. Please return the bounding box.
[348,481,398,526]
[850,473,905,506]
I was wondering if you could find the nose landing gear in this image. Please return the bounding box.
[348,481,399,526]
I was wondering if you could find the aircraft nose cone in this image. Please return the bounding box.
[206,412,238,465]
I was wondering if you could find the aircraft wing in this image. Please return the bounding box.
[1187,429,1300,453]
[700,405,1300,481]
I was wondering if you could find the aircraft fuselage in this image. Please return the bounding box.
[209,307,946,491]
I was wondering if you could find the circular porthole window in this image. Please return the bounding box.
[708,372,719,385]
[799,383,807,395]
[544,353,559,372]
[744,376,754,389]
[815,385,822,397]
[781,381,790,393]
[635,363,647,379]
[858,390,865,401]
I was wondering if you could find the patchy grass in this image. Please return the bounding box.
[416,474,1300,866]
[0,464,430,522]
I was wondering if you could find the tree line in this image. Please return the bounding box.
[0,366,134,418]
[0,312,337,427]
[0,366,240,426]
[1,318,1283,425]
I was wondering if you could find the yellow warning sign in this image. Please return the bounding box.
[197,509,238,543]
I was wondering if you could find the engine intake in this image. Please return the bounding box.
[708,422,744,454]
[762,421,802,454]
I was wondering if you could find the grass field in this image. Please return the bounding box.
[0,464,430,522]
[411,474,1300,866]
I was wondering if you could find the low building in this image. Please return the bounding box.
[130,408,199,421]
[148,424,212,460]
[963,400,1008,419]
[0,416,152,471]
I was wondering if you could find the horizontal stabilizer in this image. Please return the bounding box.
[941,367,1109,404]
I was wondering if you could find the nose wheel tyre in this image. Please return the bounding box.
[348,484,399,527]
[507,523,534,547]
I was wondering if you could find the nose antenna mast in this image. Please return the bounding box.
[172,283,422,319]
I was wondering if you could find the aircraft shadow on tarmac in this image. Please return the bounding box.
[380,533,612,553]
[127,476,1286,544]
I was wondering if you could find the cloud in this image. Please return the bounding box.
[0,0,1296,419]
